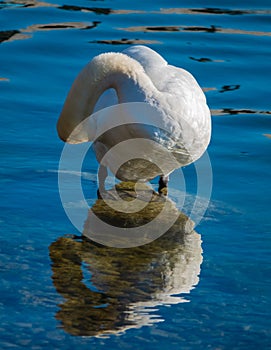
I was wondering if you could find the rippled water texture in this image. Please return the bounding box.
[1,0,271,349]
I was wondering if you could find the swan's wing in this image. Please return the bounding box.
[123,47,211,160]
[161,65,211,160]
[123,46,206,102]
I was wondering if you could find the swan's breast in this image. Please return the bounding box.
[92,122,193,181]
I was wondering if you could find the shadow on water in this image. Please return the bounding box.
[49,182,202,337]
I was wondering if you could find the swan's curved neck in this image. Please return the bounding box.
[57,53,155,142]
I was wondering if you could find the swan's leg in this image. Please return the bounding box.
[97,165,108,199]
[97,166,120,200]
[158,175,169,196]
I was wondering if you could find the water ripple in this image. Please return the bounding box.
[0,21,99,43]
[2,2,271,16]
[161,7,271,16]
[119,25,271,37]
[59,4,111,15]
[211,108,271,116]
[90,38,160,45]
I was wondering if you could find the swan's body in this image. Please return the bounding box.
[57,46,211,194]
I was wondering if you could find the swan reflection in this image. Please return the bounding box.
[50,183,202,337]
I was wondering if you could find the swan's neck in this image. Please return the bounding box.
[57,53,155,142]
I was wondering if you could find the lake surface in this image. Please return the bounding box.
[1,0,271,349]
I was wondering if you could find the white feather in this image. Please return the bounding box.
[57,46,211,181]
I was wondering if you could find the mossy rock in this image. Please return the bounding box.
[83,182,195,247]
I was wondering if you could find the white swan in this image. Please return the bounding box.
[57,45,211,195]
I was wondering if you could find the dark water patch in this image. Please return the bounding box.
[40,24,79,30]
[0,21,100,43]
[219,84,241,93]
[0,0,24,8]
[190,57,225,63]
[190,57,212,63]
[0,0,57,9]
[25,22,99,31]
[217,27,271,36]
[145,26,179,32]
[183,25,218,33]
[158,7,271,16]
[119,26,180,32]
[189,56,225,63]
[59,4,111,15]
[90,38,160,45]
[120,25,218,33]
[0,0,8,9]
[211,108,271,116]
[0,29,19,43]
[191,8,249,16]
[120,24,271,37]
[113,9,145,14]
[36,22,100,31]
[190,7,271,16]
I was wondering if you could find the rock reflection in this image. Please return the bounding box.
[119,26,180,33]
[190,57,212,63]
[50,183,202,337]
[145,26,180,32]
[1,21,99,43]
[191,8,249,16]
[158,7,271,15]
[120,25,271,37]
[119,25,217,33]
[0,0,58,9]
[90,39,160,45]
[22,22,99,32]
[183,25,218,33]
[0,30,20,43]
[59,5,111,15]
[189,57,224,63]
[212,108,271,116]
[219,84,240,93]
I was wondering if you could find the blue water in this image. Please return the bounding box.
[1,0,271,349]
